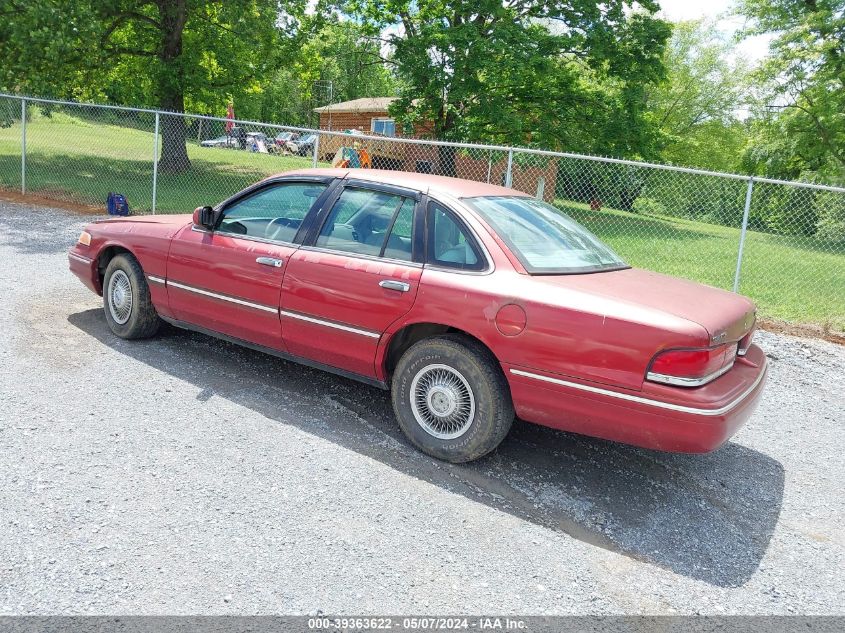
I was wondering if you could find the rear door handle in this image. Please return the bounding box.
[379,280,411,292]
[256,256,284,268]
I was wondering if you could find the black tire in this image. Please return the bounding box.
[391,334,514,463]
[102,253,161,339]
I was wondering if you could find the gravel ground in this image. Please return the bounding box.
[0,199,843,616]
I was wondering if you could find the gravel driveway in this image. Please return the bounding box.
[0,200,843,615]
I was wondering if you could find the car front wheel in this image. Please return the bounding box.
[391,335,514,463]
[102,253,161,339]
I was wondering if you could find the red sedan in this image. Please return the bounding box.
[68,169,767,463]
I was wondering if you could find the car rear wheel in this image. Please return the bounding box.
[102,253,161,339]
[391,335,514,463]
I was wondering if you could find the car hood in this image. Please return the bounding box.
[534,267,756,343]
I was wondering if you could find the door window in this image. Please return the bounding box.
[426,203,484,270]
[316,188,414,259]
[218,182,327,242]
[382,199,415,261]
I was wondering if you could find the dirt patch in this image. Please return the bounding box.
[759,318,845,346]
[0,188,102,215]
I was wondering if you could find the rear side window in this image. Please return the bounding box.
[218,182,327,242]
[316,188,415,261]
[426,203,484,271]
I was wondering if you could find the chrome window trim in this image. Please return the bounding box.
[646,361,736,387]
[166,280,278,314]
[68,252,93,264]
[510,360,767,417]
[298,244,423,269]
[280,309,381,339]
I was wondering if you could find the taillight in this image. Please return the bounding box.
[647,344,737,387]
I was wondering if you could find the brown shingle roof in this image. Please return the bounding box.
[313,97,398,114]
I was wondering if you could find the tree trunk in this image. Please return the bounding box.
[156,0,190,172]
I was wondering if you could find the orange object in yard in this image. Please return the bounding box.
[358,148,372,169]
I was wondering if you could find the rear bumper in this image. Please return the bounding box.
[506,344,768,453]
[68,249,100,294]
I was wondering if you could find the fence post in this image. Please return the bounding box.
[312,134,320,168]
[505,150,514,188]
[151,112,160,215]
[20,97,26,194]
[733,177,754,293]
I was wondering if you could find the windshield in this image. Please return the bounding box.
[464,196,627,274]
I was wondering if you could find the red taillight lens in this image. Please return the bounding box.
[647,344,737,387]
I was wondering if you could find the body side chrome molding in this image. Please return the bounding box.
[149,276,380,337]
[510,362,767,417]
[68,252,93,264]
[280,309,381,339]
[166,280,278,314]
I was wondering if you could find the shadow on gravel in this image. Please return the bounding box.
[69,308,785,588]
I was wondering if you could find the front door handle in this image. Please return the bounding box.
[256,256,284,268]
[379,280,410,292]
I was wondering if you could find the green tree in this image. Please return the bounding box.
[738,0,845,184]
[646,20,751,172]
[350,0,670,172]
[0,0,304,171]
[254,20,398,128]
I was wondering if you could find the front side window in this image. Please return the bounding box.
[464,196,627,274]
[426,203,484,271]
[218,182,327,242]
[316,188,414,259]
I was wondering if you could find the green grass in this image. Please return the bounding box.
[0,110,843,332]
[0,109,314,213]
[560,201,845,332]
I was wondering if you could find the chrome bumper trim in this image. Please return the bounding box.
[510,360,767,417]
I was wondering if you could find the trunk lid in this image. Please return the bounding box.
[535,267,756,344]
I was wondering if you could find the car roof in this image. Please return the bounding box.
[275,168,531,199]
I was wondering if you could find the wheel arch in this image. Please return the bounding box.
[95,244,136,293]
[380,321,501,384]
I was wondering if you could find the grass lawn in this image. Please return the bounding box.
[1,110,843,332]
[561,201,845,332]
[0,109,315,213]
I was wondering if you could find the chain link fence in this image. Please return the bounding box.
[1,93,843,333]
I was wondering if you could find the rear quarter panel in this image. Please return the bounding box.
[381,268,709,392]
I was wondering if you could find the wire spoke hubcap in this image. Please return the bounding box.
[410,363,476,440]
[108,270,133,325]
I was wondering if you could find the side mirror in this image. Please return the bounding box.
[193,206,216,230]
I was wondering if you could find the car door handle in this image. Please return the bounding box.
[379,280,410,292]
[256,256,284,268]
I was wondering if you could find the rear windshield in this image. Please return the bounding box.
[464,196,628,274]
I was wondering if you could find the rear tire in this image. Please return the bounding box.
[391,335,514,463]
[102,253,161,339]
